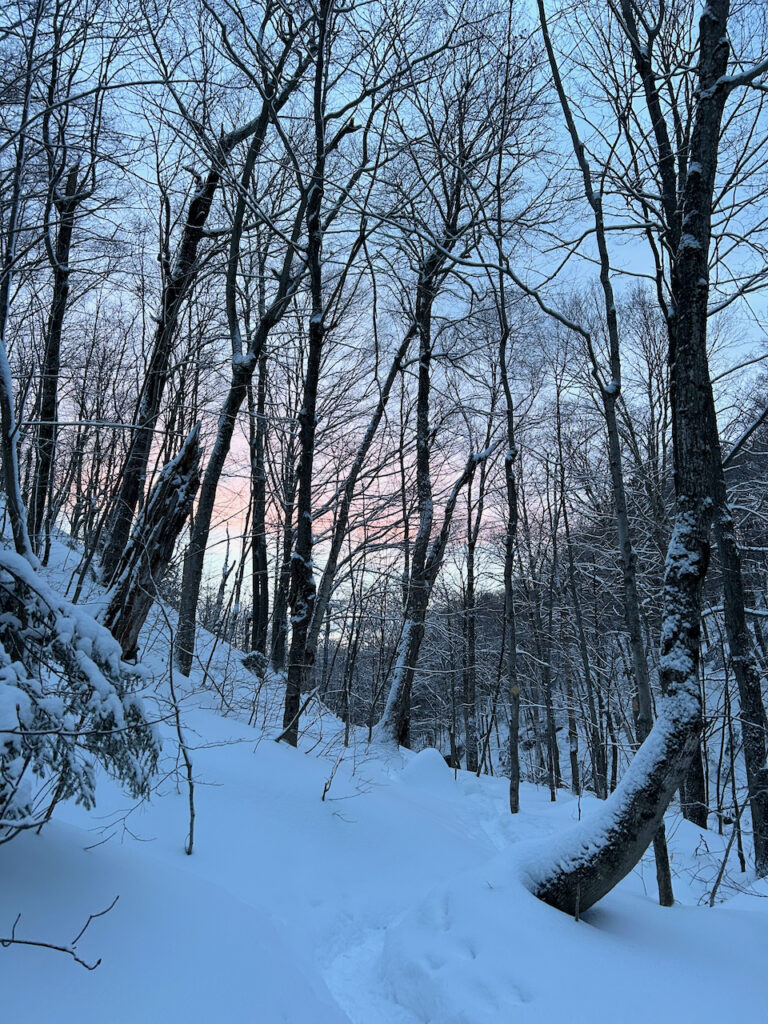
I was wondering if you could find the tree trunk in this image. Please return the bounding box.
[29,165,79,562]
[0,9,40,563]
[103,425,200,659]
[462,488,479,773]
[272,459,296,673]
[528,0,729,915]
[374,450,491,745]
[280,3,331,746]
[249,356,269,656]
[711,508,768,870]
[101,152,235,580]
[100,62,308,579]
[373,255,437,746]
[175,362,253,674]
[620,0,767,875]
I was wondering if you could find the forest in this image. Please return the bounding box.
[1,1,767,1020]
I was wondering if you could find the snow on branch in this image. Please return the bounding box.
[0,547,160,842]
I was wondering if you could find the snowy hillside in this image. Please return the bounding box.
[1,546,766,1023]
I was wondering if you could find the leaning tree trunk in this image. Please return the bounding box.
[100,59,309,580]
[603,388,674,903]
[175,362,254,674]
[103,425,200,659]
[620,0,768,875]
[100,151,235,581]
[527,0,729,916]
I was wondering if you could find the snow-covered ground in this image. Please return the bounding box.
[2,540,766,1022]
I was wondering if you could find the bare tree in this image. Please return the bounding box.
[526,0,767,915]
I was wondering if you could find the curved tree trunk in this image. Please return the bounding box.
[620,0,768,875]
[528,0,729,916]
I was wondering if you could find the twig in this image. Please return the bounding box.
[709,799,750,907]
[1,895,119,970]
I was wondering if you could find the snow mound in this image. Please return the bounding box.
[400,746,454,789]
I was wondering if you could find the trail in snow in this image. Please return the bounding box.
[1,538,766,1023]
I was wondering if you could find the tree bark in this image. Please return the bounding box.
[280,0,332,746]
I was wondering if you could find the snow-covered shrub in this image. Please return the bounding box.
[0,548,160,841]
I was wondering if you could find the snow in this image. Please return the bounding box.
[1,538,767,1022]
[680,233,702,252]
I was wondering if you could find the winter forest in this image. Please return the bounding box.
[1,0,768,1020]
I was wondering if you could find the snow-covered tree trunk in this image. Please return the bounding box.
[103,425,200,659]
[526,0,732,915]
[372,253,437,748]
[100,148,237,581]
[620,0,768,875]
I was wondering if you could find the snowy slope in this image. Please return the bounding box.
[1,541,766,1022]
